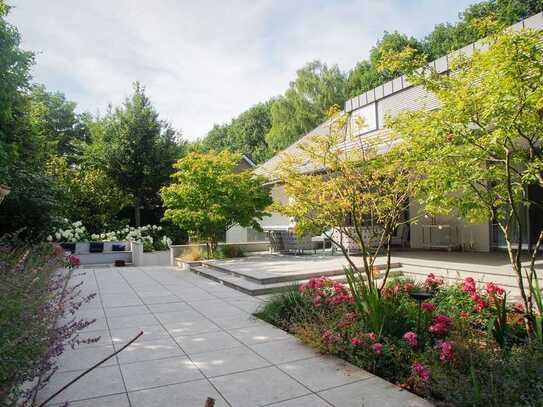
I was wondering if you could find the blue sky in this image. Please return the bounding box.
[9,0,477,140]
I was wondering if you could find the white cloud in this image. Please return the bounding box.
[8,0,474,140]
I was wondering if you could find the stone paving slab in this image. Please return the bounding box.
[37,265,432,407]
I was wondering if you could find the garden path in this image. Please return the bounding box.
[37,266,431,407]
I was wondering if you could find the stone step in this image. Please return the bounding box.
[200,260,402,285]
[188,264,402,296]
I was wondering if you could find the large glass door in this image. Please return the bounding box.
[492,185,543,250]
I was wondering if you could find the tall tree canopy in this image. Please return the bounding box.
[265,61,347,153]
[195,100,274,163]
[0,2,34,180]
[27,85,90,161]
[88,82,183,226]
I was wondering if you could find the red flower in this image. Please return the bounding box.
[366,332,378,343]
[412,362,430,382]
[460,311,470,320]
[371,343,383,355]
[312,295,321,307]
[402,331,418,348]
[351,337,362,346]
[422,302,436,312]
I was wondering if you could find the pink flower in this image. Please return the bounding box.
[412,362,430,382]
[367,332,378,343]
[69,255,81,267]
[437,340,454,363]
[321,330,339,345]
[371,343,383,355]
[312,295,321,307]
[484,282,505,297]
[402,331,418,348]
[424,273,444,290]
[429,315,452,335]
[351,337,362,346]
[422,302,436,312]
[513,303,525,313]
[462,277,476,294]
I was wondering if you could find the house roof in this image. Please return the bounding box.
[255,12,543,181]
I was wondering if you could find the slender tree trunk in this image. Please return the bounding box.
[379,234,393,293]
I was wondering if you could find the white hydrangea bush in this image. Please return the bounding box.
[47,220,88,243]
[48,222,173,251]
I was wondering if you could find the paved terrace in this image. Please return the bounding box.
[38,266,430,407]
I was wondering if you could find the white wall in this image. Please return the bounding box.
[408,199,490,252]
[260,183,291,230]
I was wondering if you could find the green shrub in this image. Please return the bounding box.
[254,286,312,329]
[428,342,543,406]
[218,245,245,259]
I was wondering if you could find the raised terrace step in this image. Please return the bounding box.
[182,258,402,296]
[201,259,401,284]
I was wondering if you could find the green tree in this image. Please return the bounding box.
[89,82,183,226]
[0,2,63,238]
[0,1,34,181]
[266,61,347,153]
[45,155,129,232]
[347,32,424,98]
[387,27,543,335]
[226,100,273,163]
[423,0,543,58]
[27,85,89,161]
[346,61,382,99]
[274,107,413,293]
[161,151,271,255]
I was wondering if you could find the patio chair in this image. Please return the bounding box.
[280,231,317,254]
[268,230,285,253]
[331,227,384,254]
[390,224,409,248]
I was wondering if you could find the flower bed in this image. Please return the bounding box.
[0,240,96,405]
[255,273,543,406]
